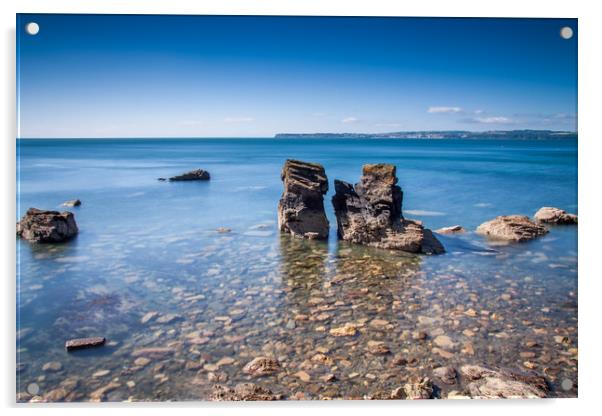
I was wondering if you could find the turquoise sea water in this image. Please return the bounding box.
[16,138,578,401]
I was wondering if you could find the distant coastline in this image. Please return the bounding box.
[274,130,577,140]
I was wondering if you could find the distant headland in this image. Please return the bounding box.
[274,130,577,140]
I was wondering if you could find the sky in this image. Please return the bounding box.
[17,14,577,138]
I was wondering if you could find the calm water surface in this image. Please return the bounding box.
[16,138,578,401]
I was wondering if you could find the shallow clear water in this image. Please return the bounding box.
[16,138,578,401]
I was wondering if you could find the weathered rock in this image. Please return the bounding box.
[460,364,549,398]
[332,164,444,254]
[534,207,577,225]
[17,208,78,243]
[62,199,81,207]
[435,225,465,234]
[403,377,434,399]
[366,340,390,355]
[65,337,105,351]
[329,324,357,337]
[476,215,548,242]
[168,169,210,181]
[42,361,63,372]
[211,383,281,401]
[433,366,457,384]
[242,357,280,377]
[277,159,329,240]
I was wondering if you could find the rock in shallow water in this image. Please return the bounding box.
[17,208,78,243]
[168,169,210,181]
[460,364,549,398]
[403,377,434,399]
[433,366,457,385]
[476,215,548,242]
[332,164,444,254]
[211,383,282,401]
[242,357,281,377]
[534,207,577,224]
[435,225,465,234]
[277,159,329,240]
[65,336,105,351]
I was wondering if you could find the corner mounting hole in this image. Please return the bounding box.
[560,26,573,40]
[26,22,39,36]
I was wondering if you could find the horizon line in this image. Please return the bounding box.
[16,129,578,140]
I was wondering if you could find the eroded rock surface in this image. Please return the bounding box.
[242,357,281,377]
[169,169,210,181]
[277,159,329,240]
[403,377,434,399]
[460,364,548,398]
[332,164,444,254]
[476,215,548,242]
[534,207,577,224]
[17,208,78,243]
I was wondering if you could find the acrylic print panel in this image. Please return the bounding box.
[16,14,577,402]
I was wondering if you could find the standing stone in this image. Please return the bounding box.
[277,160,329,240]
[331,164,444,254]
[476,215,548,242]
[17,208,78,243]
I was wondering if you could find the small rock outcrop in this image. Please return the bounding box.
[211,383,281,401]
[331,164,444,254]
[17,208,78,243]
[460,364,549,398]
[534,207,577,224]
[476,215,548,242]
[62,199,81,207]
[277,160,329,240]
[435,225,465,234]
[168,169,210,181]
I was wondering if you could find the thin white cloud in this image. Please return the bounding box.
[341,117,359,124]
[223,117,254,123]
[474,109,484,114]
[427,106,463,114]
[475,116,513,124]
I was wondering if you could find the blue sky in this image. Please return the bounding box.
[17,15,577,138]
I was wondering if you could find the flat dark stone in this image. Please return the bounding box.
[65,336,106,351]
[168,169,210,181]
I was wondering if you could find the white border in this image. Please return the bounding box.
[2,1,600,415]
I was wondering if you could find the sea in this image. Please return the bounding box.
[16,137,578,401]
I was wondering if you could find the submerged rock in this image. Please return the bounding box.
[65,337,106,351]
[460,364,549,398]
[277,159,329,240]
[17,208,78,243]
[476,215,548,242]
[332,164,444,254]
[433,366,457,385]
[242,357,281,377]
[168,169,210,181]
[534,207,577,224]
[211,383,281,401]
